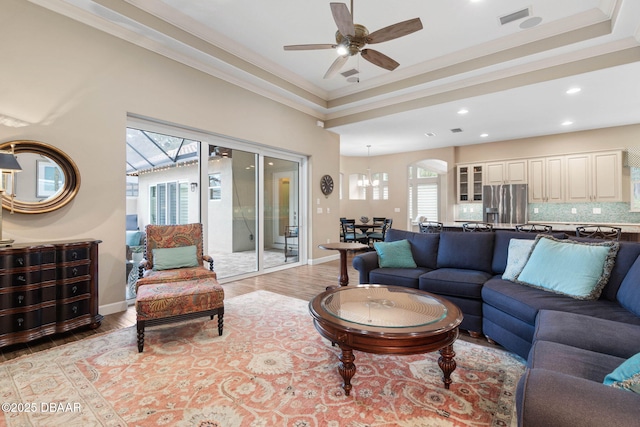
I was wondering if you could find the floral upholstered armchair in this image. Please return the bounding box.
[136,223,217,291]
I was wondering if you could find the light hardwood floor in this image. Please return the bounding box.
[1,255,496,362]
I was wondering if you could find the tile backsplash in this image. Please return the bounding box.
[456,202,640,224]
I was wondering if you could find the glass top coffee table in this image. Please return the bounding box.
[309,285,463,396]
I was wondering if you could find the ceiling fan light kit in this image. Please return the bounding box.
[284,1,423,79]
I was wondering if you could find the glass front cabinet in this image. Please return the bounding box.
[457,163,483,202]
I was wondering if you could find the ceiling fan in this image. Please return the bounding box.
[284,1,423,79]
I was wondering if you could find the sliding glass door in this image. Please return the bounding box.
[126,118,305,284]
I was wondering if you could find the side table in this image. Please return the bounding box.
[318,242,369,287]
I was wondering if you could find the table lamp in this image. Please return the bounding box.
[0,151,22,246]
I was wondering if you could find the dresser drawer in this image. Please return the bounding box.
[57,247,90,262]
[57,263,90,280]
[0,269,56,288]
[56,280,90,299]
[0,286,56,310]
[57,298,90,321]
[0,305,56,335]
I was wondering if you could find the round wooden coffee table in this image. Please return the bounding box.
[309,285,463,396]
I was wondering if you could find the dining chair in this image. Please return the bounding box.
[462,222,494,232]
[340,218,368,244]
[575,225,622,241]
[367,218,393,245]
[419,221,443,233]
[515,224,553,233]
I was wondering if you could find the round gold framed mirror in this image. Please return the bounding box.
[0,140,80,214]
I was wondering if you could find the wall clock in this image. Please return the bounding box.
[320,174,334,196]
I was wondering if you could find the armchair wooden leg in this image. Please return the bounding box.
[217,309,224,336]
[137,321,145,353]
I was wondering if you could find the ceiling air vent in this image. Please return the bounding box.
[341,68,359,78]
[499,7,531,25]
[450,128,463,133]
[424,132,436,137]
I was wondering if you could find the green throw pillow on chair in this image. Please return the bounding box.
[373,239,417,268]
[152,245,199,270]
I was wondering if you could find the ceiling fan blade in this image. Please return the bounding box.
[324,55,349,79]
[330,2,354,36]
[284,44,336,51]
[361,49,399,71]
[367,18,423,44]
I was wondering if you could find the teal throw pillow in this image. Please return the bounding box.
[152,245,199,270]
[502,239,535,281]
[515,236,619,300]
[374,239,417,268]
[126,230,143,246]
[604,352,640,393]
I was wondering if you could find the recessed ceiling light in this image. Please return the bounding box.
[566,87,582,94]
[562,121,573,126]
[480,133,489,138]
[457,109,469,115]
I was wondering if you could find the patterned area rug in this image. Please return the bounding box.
[0,291,525,426]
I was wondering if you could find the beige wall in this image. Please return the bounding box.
[340,147,456,230]
[0,0,340,311]
[340,124,640,227]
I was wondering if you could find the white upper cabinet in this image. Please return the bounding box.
[565,150,622,203]
[485,160,527,185]
[528,157,564,203]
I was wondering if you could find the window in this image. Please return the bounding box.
[149,181,189,225]
[349,173,366,200]
[209,173,221,200]
[371,172,388,200]
[408,166,440,222]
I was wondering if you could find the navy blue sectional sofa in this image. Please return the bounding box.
[353,228,640,426]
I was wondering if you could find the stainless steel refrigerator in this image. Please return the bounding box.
[482,184,528,224]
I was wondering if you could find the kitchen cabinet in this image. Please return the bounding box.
[485,160,527,185]
[457,163,483,202]
[528,156,564,203]
[565,151,622,203]
[0,239,102,348]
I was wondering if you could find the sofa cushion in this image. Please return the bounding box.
[419,268,492,299]
[437,231,494,272]
[385,228,439,269]
[369,267,431,289]
[373,239,417,268]
[533,310,640,359]
[516,236,619,300]
[529,340,624,382]
[502,239,535,281]
[482,277,640,327]
[604,352,640,393]
[152,245,199,270]
[616,255,640,317]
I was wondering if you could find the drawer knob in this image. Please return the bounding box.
[17,275,26,282]
[72,267,78,276]
[71,251,78,260]
[17,295,24,304]
[72,285,78,294]
[72,305,78,314]
[16,257,24,266]
[17,318,24,327]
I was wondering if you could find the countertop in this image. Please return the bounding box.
[448,221,640,234]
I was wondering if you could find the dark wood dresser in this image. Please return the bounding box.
[0,239,102,348]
